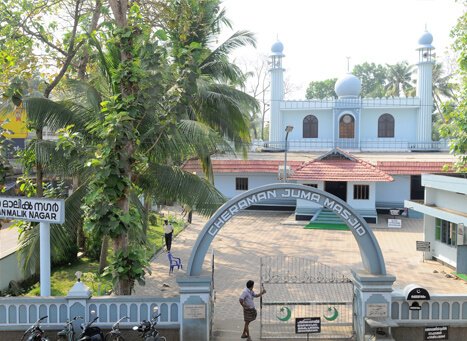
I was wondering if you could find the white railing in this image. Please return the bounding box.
[255,139,449,152]
[391,293,467,325]
[279,97,420,110]
[0,295,180,330]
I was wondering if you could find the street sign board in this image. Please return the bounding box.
[295,317,321,334]
[416,241,431,252]
[0,196,65,224]
[388,219,402,228]
[424,326,448,340]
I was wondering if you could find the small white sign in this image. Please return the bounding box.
[0,196,65,224]
[366,303,388,318]
[387,219,402,228]
[184,304,206,319]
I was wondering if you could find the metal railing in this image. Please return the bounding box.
[279,97,421,110]
[0,295,180,330]
[254,139,449,152]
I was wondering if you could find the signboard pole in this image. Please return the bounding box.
[39,222,51,296]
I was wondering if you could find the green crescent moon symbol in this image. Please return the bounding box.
[276,306,292,321]
[323,306,339,321]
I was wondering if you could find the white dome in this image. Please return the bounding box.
[271,40,284,55]
[417,31,434,49]
[334,73,361,98]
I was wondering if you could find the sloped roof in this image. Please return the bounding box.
[377,161,452,175]
[289,148,393,182]
[182,159,303,174]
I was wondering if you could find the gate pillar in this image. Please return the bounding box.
[177,276,212,341]
[352,270,397,341]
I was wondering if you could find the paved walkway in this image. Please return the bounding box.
[134,210,467,341]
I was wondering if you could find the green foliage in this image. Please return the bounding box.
[440,8,467,171]
[352,62,387,97]
[0,122,13,191]
[385,61,414,97]
[102,246,151,293]
[305,79,337,99]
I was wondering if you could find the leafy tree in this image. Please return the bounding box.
[352,62,387,97]
[440,7,467,171]
[432,62,458,122]
[305,79,337,99]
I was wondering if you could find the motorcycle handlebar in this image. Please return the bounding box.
[112,316,129,328]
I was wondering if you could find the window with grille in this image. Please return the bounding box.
[435,218,457,247]
[236,177,248,191]
[353,184,369,200]
[303,115,318,138]
[378,113,395,137]
[339,114,354,138]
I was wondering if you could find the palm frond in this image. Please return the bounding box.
[23,97,77,131]
[140,163,226,217]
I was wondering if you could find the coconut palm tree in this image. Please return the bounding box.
[385,61,415,97]
[163,0,258,181]
[432,62,458,122]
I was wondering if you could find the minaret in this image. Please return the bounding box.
[269,40,285,144]
[416,30,435,146]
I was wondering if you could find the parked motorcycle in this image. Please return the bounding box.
[104,316,129,341]
[132,307,166,341]
[78,314,105,341]
[57,315,83,341]
[21,316,49,341]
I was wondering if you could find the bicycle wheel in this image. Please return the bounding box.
[105,333,125,341]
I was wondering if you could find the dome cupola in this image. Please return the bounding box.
[334,73,362,98]
[417,30,434,50]
[271,40,284,56]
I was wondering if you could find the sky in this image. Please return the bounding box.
[221,0,465,98]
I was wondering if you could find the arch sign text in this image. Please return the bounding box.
[187,183,386,277]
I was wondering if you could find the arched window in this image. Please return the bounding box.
[378,113,395,137]
[339,114,354,138]
[303,115,318,138]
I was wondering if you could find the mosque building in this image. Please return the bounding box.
[184,30,456,224]
[268,31,438,152]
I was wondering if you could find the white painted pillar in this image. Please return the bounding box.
[417,61,433,145]
[39,222,51,296]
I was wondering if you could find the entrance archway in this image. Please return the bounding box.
[187,183,386,276]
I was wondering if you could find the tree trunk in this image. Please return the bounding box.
[108,0,137,296]
[35,128,43,197]
[73,176,85,250]
[98,235,109,274]
[143,193,152,237]
[77,0,102,79]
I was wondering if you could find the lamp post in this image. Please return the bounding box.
[283,125,294,182]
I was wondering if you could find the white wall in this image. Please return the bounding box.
[0,252,33,291]
[282,109,333,140]
[296,181,376,211]
[426,189,467,213]
[347,182,376,210]
[376,175,410,204]
[424,215,457,268]
[360,108,418,141]
[214,173,278,199]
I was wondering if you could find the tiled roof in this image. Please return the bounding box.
[289,148,393,182]
[182,159,303,174]
[377,161,452,175]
